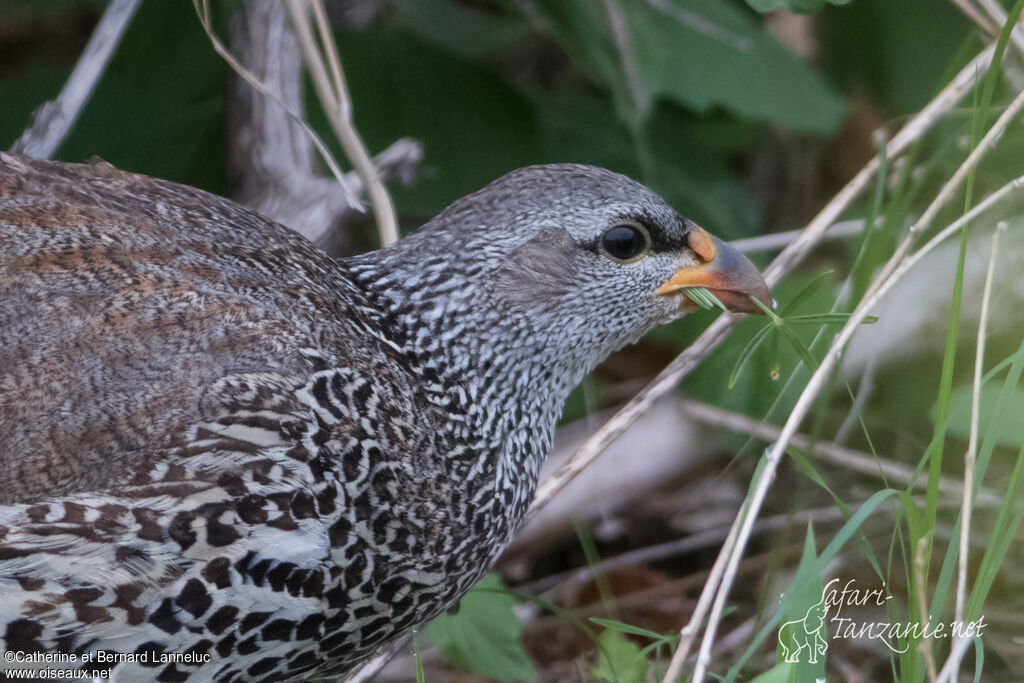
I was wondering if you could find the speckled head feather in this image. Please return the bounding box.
[0,154,768,681]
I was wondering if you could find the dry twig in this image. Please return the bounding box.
[688,178,1024,683]
[193,0,360,209]
[942,222,1004,680]
[730,218,868,254]
[285,0,400,246]
[11,0,142,159]
[948,0,999,35]
[973,0,1024,56]
[866,85,1024,302]
[602,0,648,116]
[676,399,1002,505]
[532,41,1000,518]
[228,0,420,243]
[661,43,1023,682]
[915,535,940,682]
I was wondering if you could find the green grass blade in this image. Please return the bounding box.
[684,286,728,312]
[778,269,834,317]
[778,325,818,371]
[728,324,775,389]
[414,633,427,683]
[966,436,1024,618]
[724,489,898,682]
[589,617,673,642]
[785,313,878,325]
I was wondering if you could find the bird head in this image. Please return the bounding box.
[356,164,771,385]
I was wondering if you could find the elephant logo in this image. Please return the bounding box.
[778,594,829,663]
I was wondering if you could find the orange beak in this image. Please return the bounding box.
[655,225,772,314]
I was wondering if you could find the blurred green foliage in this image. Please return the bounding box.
[423,575,536,682]
[7,0,1024,680]
[0,0,971,242]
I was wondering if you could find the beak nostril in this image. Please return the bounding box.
[687,226,716,264]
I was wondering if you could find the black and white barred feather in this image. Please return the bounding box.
[0,153,759,680]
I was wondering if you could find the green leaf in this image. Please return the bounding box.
[393,0,529,59]
[818,0,973,115]
[592,629,648,683]
[786,314,878,325]
[748,661,796,683]
[787,447,885,580]
[1,1,230,193]
[424,575,536,682]
[725,490,897,683]
[779,325,819,371]
[945,383,1024,448]
[684,286,728,311]
[589,618,673,642]
[334,23,542,220]
[747,0,852,14]
[778,270,835,317]
[728,324,775,389]
[775,524,828,679]
[532,0,846,132]
[413,634,427,683]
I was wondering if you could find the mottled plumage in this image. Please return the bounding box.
[0,153,768,681]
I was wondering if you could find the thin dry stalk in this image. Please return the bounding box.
[948,0,999,34]
[915,536,939,682]
[285,0,399,246]
[973,0,1024,56]
[226,0,421,243]
[193,0,360,208]
[531,41,998,517]
[11,0,142,158]
[661,512,743,683]
[646,42,1006,683]
[731,218,868,254]
[677,399,1002,504]
[602,0,648,115]
[867,85,1024,302]
[935,635,975,683]
[944,223,1004,680]
[521,493,989,598]
[523,503,852,596]
[687,177,1024,683]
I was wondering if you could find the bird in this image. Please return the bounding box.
[0,152,770,681]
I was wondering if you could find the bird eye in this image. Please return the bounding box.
[600,224,650,262]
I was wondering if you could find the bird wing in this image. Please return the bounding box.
[0,153,398,503]
[0,357,444,679]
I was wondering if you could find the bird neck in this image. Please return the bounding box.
[345,248,589,494]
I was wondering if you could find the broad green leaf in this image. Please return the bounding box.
[777,524,827,659]
[534,0,846,131]
[334,24,542,220]
[944,384,1024,447]
[592,629,648,683]
[1,2,229,193]
[393,0,529,59]
[0,66,69,149]
[818,0,972,115]
[749,661,796,683]
[747,0,852,14]
[779,270,835,317]
[424,575,536,682]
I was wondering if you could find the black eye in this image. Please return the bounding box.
[601,224,650,262]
